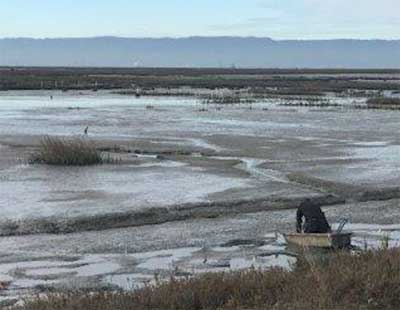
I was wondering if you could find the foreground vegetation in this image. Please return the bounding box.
[16,248,400,310]
[29,136,112,166]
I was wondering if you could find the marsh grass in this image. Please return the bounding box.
[202,94,256,105]
[29,136,115,166]
[15,248,400,310]
[366,97,400,110]
[367,97,400,105]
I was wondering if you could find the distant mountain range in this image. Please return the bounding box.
[1,36,400,68]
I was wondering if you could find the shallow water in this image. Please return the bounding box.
[1,91,400,222]
[0,162,251,220]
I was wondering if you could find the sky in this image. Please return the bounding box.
[1,0,399,39]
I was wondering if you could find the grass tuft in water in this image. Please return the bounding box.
[29,136,115,166]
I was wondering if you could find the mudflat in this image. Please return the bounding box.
[0,86,400,304]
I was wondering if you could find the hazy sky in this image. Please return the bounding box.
[1,0,399,39]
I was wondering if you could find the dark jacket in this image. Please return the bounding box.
[296,202,331,233]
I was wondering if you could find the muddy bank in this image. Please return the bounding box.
[1,199,400,304]
[0,194,342,236]
[288,172,400,202]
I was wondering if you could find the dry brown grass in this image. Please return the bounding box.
[29,136,112,166]
[15,248,400,310]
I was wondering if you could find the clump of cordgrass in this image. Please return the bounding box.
[29,136,114,166]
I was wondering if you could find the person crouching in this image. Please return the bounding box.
[296,199,331,233]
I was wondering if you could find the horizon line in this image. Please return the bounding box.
[1,35,400,41]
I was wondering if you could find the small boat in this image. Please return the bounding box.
[284,232,352,249]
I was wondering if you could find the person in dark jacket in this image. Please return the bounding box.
[296,199,331,233]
